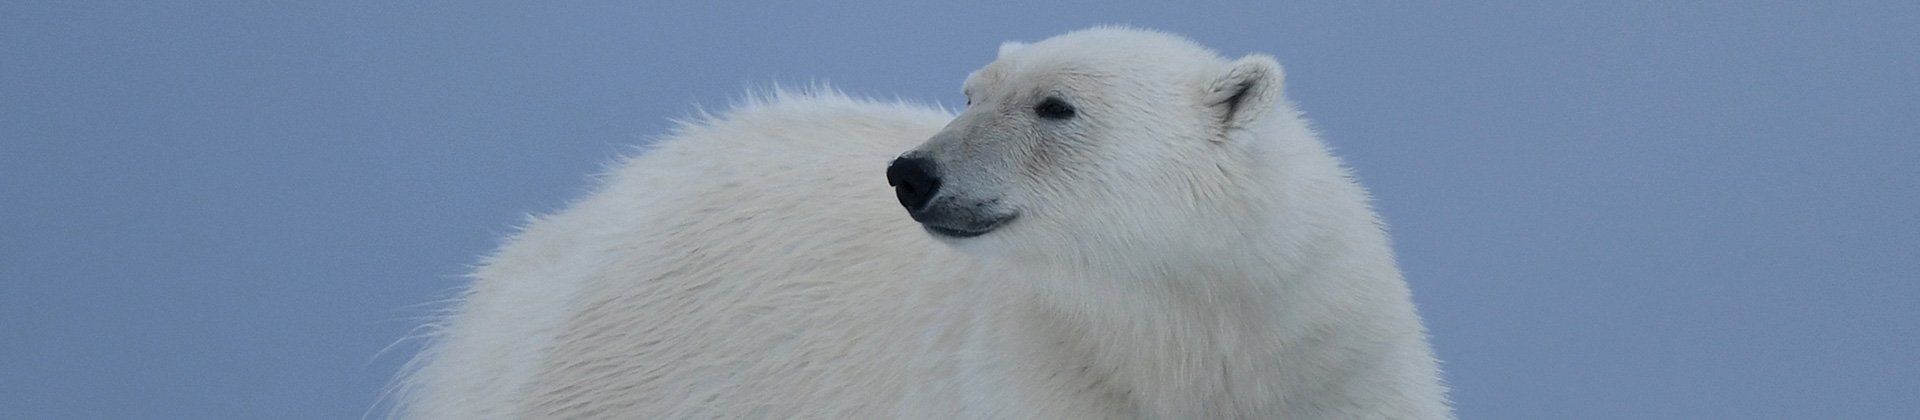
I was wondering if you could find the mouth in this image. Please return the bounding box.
[921,215,1014,238]
[925,224,992,238]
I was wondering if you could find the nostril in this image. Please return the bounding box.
[886,157,941,211]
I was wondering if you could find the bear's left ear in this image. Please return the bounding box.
[1204,54,1284,136]
[997,41,1028,58]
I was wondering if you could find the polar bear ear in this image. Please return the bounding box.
[997,41,1029,58]
[1204,54,1285,136]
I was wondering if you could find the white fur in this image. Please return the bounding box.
[398,27,1451,419]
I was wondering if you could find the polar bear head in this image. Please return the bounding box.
[887,27,1288,264]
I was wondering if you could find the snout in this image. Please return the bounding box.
[886,155,1015,238]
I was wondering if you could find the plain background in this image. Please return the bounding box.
[4,2,1915,419]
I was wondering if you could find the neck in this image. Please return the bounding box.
[1005,120,1450,418]
[1016,230,1443,418]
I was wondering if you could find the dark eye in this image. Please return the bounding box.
[1034,97,1075,120]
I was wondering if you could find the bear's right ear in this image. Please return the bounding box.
[1203,54,1284,137]
[997,41,1028,58]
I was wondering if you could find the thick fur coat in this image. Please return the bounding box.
[399,27,1451,419]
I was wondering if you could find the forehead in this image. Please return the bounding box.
[965,61,1105,95]
[966,29,1225,94]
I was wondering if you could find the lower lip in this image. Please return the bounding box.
[925,225,992,238]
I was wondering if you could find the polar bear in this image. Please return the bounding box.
[397,27,1451,419]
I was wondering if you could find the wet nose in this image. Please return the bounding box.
[886,156,941,212]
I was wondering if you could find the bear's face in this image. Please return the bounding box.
[887,28,1284,264]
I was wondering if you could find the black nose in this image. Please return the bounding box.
[886,156,941,211]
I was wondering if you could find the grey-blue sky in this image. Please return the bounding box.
[2,1,1914,418]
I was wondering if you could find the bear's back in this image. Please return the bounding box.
[403,92,970,419]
